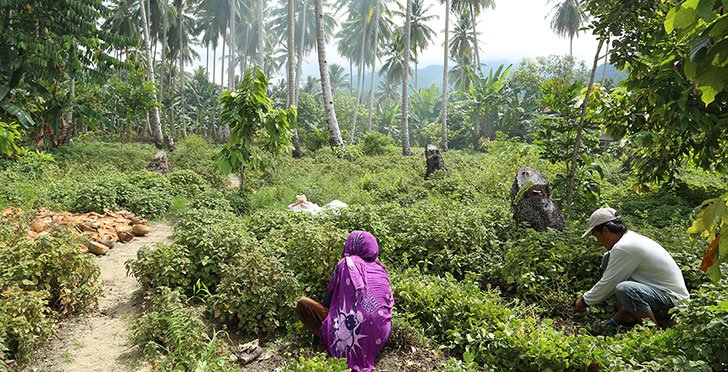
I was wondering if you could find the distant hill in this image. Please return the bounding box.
[302,59,628,93]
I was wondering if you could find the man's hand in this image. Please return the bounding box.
[574,296,587,312]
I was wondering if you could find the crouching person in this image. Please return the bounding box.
[574,208,689,329]
[296,231,394,371]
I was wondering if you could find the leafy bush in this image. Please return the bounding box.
[394,270,620,370]
[130,287,231,371]
[263,221,348,298]
[126,170,172,192]
[360,132,395,156]
[123,187,173,219]
[54,141,157,172]
[69,183,118,213]
[243,209,315,241]
[226,189,252,216]
[173,209,253,291]
[210,249,300,336]
[189,190,232,212]
[167,169,208,198]
[170,135,227,189]
[0,219,100,363]
[127,243,193,290]
[0,287,52,364]
[497,228,604,316]
[283,354,349,371]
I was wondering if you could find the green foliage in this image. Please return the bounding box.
[586,0,728,183]
[127,243,193,290]
[664,0,728,105]
[124,188,172,220]
[130,287,232,371]
[0,217,100,363]
[13,150,58,178]
[264,222,348,298]
[687,194,728,282]
[0,120,22,157]
[394,270,620,370]
[70,183,119,213]
[210,248,300,336]
[498,228,604,316]
[460,65,512,148]
[173,209,253,291]
[283,354,349,371]
[189,190,232,212]
[360,131,396,156]
[166,169,208,198]
[215,68,296,180]
[170,135,227,189]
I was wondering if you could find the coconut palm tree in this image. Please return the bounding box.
[394,0,437,89]
[440,0,450,150]
[138,0,165,147]
[314,0,344,149]
[449,10,475,88]
[401,0,413,155]
[328,63,350,94]
[548,0,587,56]
[452,0,494,68]
[196,0,228,86]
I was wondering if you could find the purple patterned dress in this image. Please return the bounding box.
[320,231,394,371]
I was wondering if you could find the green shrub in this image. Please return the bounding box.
[210,249,300,336]
[170,135,227,189]
[189,190,232,212]
[283,354,349,372]
[0,287,53,364]
[243,209,315,240]
[263,221,348,298]
[226,189,252,216]
[127,243,193,290]
[424,172,477,203]
[54,141,157,173]
[126,170,173,192]
[394,270,621,370]
[130,287,231,371]
[69,183,118,213]
[167,169,208,198]
[173,209,253,291]
[123,187,173,219]
[497,228,604,316]
[360,132,395,156]
[0,221,100,363]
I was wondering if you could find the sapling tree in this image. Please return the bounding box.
[215,67,296,189]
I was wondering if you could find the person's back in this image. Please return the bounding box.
[614,231,689,302]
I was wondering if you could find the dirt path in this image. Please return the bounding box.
[30,223,174,372]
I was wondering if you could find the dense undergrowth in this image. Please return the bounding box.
[2,137,727,370]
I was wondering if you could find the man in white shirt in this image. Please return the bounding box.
[574,208,689,328]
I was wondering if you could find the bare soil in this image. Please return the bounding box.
[29,223,174,372]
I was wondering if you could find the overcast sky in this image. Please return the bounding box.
[200,0,600,82]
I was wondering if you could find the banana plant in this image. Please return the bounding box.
[0,46,35,129]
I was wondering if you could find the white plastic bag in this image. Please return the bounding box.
[287,195,324,214]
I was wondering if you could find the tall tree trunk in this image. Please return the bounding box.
[569,35,573,56]
[366,0,380,132]
[64,76,75,137]
[470,3,480,68]
[350,22,368,143]
[349,61,353,94]
[256,0,265,67]
[159,0,167,107]
[566,36,605,206]
[242,25,249,74]
[401,0,413,155]
[441,0,450,151]
[213,44,217,86]
[294,0,307,104]
[229,0,236,88]
[206,42,210,74]
[288,0,303,157]
[601,36,610,83]
[178,0,186,137]
[415,59,418,90]
[221,37,226,87]
[314,0,344,149]
[139,0,165,148]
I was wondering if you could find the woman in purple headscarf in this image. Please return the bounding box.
[295,231,394,371]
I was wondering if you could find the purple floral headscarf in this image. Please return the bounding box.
[321,231,393,371]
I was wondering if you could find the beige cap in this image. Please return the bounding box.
[582,207,619,238]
